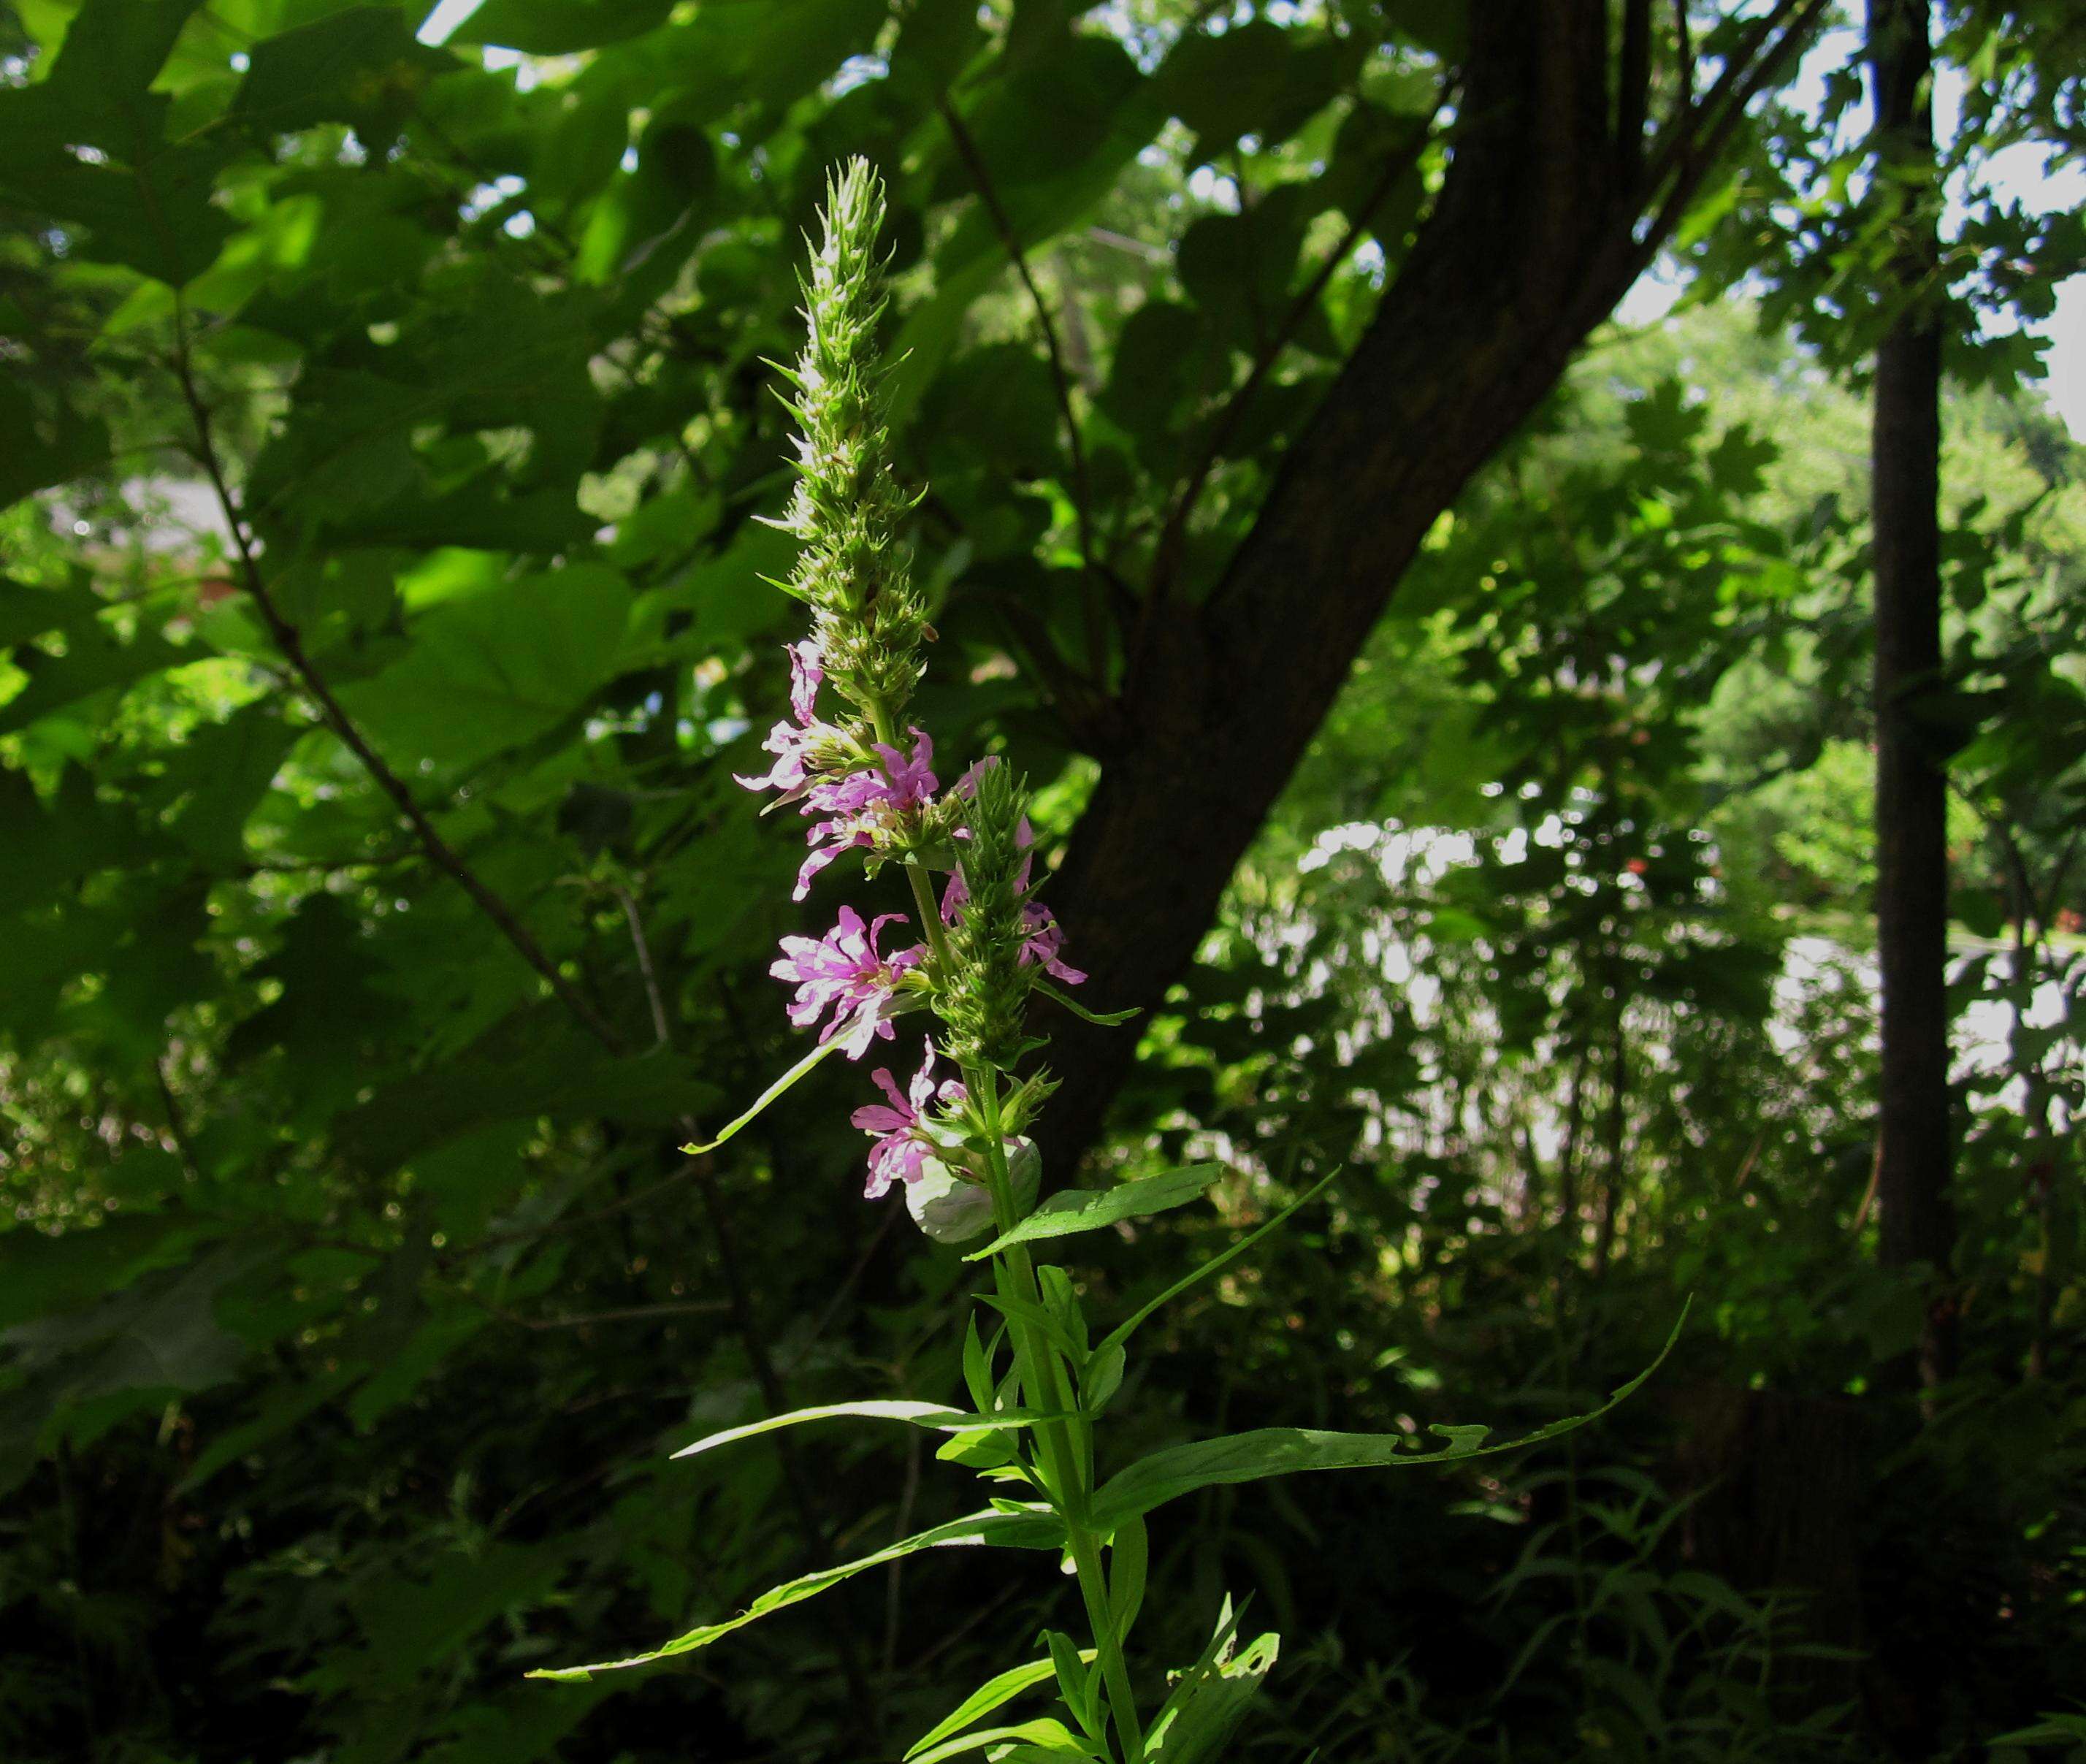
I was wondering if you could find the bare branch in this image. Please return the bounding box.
[614,882,675,1050]
[476,1297,733,1332]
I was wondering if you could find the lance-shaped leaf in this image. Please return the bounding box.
[1145,1600,1280,1764]
[911,1718,1098,1763]
[966,1165,1223,1260]
[672,1400,1069,1460]
[907,1655,1092,1760]
[528,1505,1065,1680]
[1035,979,1138,1026]
[1092,1307,1689,1527]
[681,1034,848,1154]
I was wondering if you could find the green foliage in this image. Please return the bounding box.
[1090,1315,1684,1528]
[531,1505,1068,1681]
[968,1164,1223,1259]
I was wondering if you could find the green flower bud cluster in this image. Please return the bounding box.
[768,159,930,725]
[939,759,1040,1068]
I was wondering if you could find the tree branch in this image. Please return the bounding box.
[938,97,1107,672]
[171,305,877,1695]
[1153,113,1443,606]
[1673,0,1696,117]
[613,882,675,1050]
[1619,0,1654,182]
[1568,0,1828,342]
[1640,0,1819,210]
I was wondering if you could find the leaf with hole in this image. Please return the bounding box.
[1092,1307,1689,1526]
[906,1655,1090,1760]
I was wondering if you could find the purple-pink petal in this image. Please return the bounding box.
[856,1036,955,1199]
[787,638,824,724]
[793,837,852,901]
[871,1064,913,1117]
[773,906,920,1055]
[851,1102,911,1134]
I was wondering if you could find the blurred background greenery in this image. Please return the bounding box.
[1,1,2081,1759]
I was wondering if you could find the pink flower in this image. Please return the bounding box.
[1019,901,1086,985]
[738,641,839,800]
[769,906,923,1056]
[852,1037,967,1199]
[794,728,939,901]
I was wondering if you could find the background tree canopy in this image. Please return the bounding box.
[1,1,2082,1760]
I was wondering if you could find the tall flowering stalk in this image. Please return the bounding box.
[533,161,1678,1761]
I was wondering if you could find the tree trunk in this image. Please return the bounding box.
[1866,0,1957,1389]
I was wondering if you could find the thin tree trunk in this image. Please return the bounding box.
[1558,1036,1595,1241]
[2003,841,2056,1380]
[1592,1015,1629,1280]
[1866,0,1957,1389]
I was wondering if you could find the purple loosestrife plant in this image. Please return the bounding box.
[532,161,1681,1762]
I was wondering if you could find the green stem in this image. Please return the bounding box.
[968,1065,1145,1764]
[865,701,957,975]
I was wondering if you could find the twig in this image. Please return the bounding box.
[1851,1136,1884,1235]
[169,296,872,1709]
[882,1424,923,1673]
[936,99,1093,560]
[987,598,1118,751]
[791,1201,906,1371]
[906,1580,1028,1673]
[465,1158,708,1253]
[1084,226,1169,264]
[614,882,676,1049]
[479,1297,733,1332]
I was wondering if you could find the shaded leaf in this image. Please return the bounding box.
[1093,1307,1689,1525]
[967,1165,1223,1260]
[671,1400,1070,1460]
[528,1507,1066,1679]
